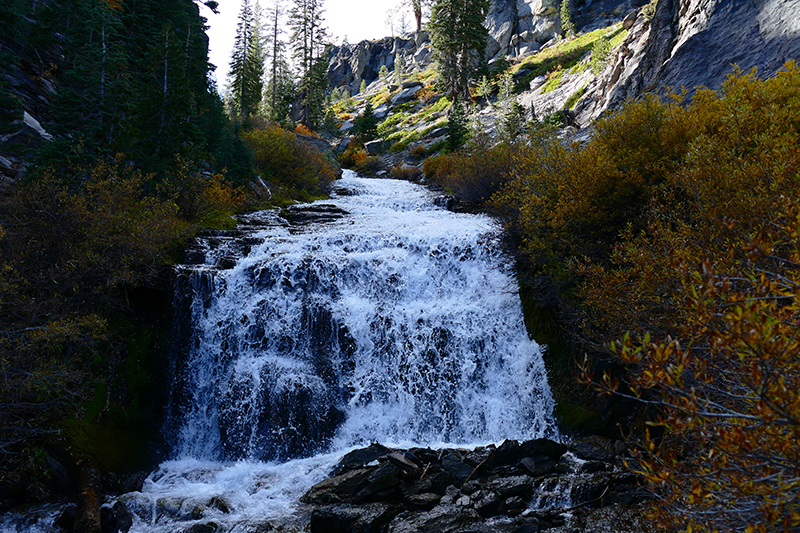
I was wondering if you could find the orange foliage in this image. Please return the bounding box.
[294,123,320,138]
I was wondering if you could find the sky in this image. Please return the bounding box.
[202,0,401,90]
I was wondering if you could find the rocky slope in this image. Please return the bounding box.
[328,0,800,137]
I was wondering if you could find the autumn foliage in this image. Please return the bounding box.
[495,62,800,530]
[242,124,337,199]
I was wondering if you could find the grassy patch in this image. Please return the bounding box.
[512,23,624,91]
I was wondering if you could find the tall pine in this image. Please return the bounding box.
[428,0,489,99]
[229,0,266,122]
[263,0,295,123]
[288,0,329,128]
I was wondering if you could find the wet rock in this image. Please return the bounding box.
[101,501,134,533]
[403,492,440,511]
[305,439,647,532]
[440,452,474,483]
[303,468,377,504]
[520,456,558,477]
[283,204,349,226]
[332,443,392,476]
[486,475,533,498]
[310,503,399,533]
[570,436,615,462]
[387,504,480,533]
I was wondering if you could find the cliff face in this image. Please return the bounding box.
[578,0,800,122]
[328,0,638,93]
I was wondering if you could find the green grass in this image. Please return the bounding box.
[512,22,624,92]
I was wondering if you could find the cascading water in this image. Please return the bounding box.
[168,171,556,465]
[0,171,558,533]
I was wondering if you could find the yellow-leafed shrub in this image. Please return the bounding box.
[495,61,800,531]
[243,125,337,197]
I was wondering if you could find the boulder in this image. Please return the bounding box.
[390,85,422,105]
[310,503,399,533]
[387,504,480,533]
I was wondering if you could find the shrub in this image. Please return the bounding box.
[243,125,337,197]
[497,61,800,531]
[590,36,612,75]
[409,143,427,160]
[294,123,320,137]
[0,157,192,451]
[339,139,370,168]
[390,164,422,181]
[354,155,383,174]
[428,143,514,206]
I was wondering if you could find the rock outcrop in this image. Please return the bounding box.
[327,0,637,93]
[579,0,800,122]
[302,437,650,533]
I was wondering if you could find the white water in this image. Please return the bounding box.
[0,171,558,532]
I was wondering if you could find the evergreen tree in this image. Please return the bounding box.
[496,72,524,142]
[289,0,329,127]
[394,52,405,85]
[560,0,575,37]
[229,0,266,122]
[428,0,490,99]
[447,98,468,150]
[354,102,378,141]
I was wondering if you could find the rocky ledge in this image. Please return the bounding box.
[301,437,651,533]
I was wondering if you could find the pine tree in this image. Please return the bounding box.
[428,0,490,99]
[229,0,266,122]
[496,72,524,142]
[289,0,329,127]
[560,0,575,37]
[394,52,404,85]
[447,97,468,150]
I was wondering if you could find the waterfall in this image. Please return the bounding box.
[167,171,556,463]
[0,171,558,533]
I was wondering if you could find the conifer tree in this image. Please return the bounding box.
[289,0,329,127]
[428,0,490,99]
[229,0,266,122]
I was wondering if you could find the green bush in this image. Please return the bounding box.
[242,124,338,197]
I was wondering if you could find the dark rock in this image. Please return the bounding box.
[310,503,399,533]
[440,452,474,483]
[570,437,615,462]
[216,256,237,269]
[332,443,392,476]
[471,490,500,517]
[186,523,219,533]
[284,204,349,226]
[354,462,403,502]
[486,475,533,498]
[582,461,609,474]
[54,504,76,532]
[302,468,376,504]
[402,470,457,497]
[404,492,441,511]
[386,452,420,473]
[520,456,558,477]
[387,504,480,533]
[99,501,134,533]
[502,495,527,516]
[519,438,568,459]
